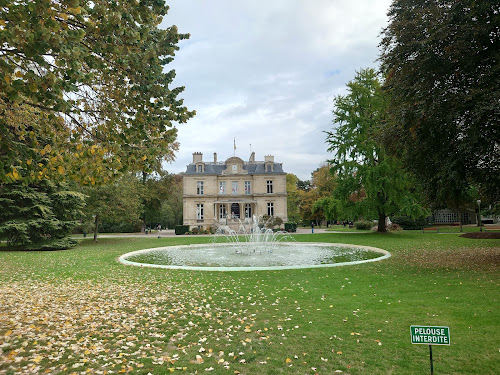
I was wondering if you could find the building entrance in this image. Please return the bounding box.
[231,203,240,218]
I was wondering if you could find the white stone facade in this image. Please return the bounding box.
[183,152,288,230]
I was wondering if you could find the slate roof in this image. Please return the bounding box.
[184,162,285,175]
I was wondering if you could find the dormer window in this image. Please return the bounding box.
[222,157,246,176]
[265,163,273,172]
[197,164,204,173]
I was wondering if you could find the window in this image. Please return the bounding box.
[266,163,272,172]
[197,181,204,195]
[267,202,274,216]
[434,212,471,224]
[219,181,226,195]
[219,204,227,219]
[232,181,238,195]
[197,164,203,173]
[266,180,273,193]
[244,204,252,219]
[244,181,251,195]
[196,204,204,220]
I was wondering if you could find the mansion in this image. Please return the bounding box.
[183,152,288,231]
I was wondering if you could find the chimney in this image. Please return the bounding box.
[214,152,217,163]
[192,152,203,163]
[249,152,255,162]
[264,155,274,163]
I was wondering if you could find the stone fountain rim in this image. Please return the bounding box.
[117,242,391,272]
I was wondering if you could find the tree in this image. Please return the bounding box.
[297,179,311,192]
[0,0,195,185]
[0,97,72,184]
[82,175,141,241]
[0,181,85,249]
[325,68,425,232]
[0,96,89,249]
[313,196,340,223]
[311,163,337,197]
[286,173,301,223]
[297,165,335,225]
[309,164,338,225]
[298,188,322,225]
[164,173,183,227]
[379,0,500,209]
[141,172,182,231]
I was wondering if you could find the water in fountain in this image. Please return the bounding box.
[119,215,391,270]
[213,215,293,254]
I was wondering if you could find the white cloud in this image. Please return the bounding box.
[163,0,392,180]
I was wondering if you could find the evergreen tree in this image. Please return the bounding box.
[0,181,85,250]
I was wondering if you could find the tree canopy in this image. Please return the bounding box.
[379,0,500,208]
[0,0,195,185]
[297,164,336,225]
[326,68,425,232]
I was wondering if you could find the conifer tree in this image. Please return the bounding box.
[0,181,85,250]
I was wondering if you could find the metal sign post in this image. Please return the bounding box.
[410,325,450,374]
[429,344,433,375]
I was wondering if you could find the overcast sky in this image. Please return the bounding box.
[162,0,392,181]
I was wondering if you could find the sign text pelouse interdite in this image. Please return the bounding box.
[410,325,450,345]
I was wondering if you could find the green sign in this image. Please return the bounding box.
[411,325,450,345]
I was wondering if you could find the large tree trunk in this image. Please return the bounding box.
[377,212,387,233]
[93,214,99,242]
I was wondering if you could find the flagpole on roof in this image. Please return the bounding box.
[233,137,236,156]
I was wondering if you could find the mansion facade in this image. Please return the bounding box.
[183,152,287,230]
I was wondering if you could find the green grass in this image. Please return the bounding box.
[325,225,370,232]
[427,225,497,233]
[0,232,498,374]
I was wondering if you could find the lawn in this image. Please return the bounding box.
[324,225,369,233]
[0,232,498,374]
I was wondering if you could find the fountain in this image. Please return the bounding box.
[118,216,391,271]
[213,215,293,254]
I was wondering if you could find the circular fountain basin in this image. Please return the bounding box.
[118,242,390,271]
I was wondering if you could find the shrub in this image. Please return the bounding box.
[175,225,190,235]
[354,221,374,230]
[391,216,429,230]
[285,222,297,232]
[262,215,283,229]
[190,227,199,235]
[388,223,403,231]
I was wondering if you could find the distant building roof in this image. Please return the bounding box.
[184,162,285,175]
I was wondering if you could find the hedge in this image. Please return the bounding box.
[391,216,429,230]
[354,221,374,230]
[175,225,190,235]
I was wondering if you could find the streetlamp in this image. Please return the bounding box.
[477,200,482,231]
